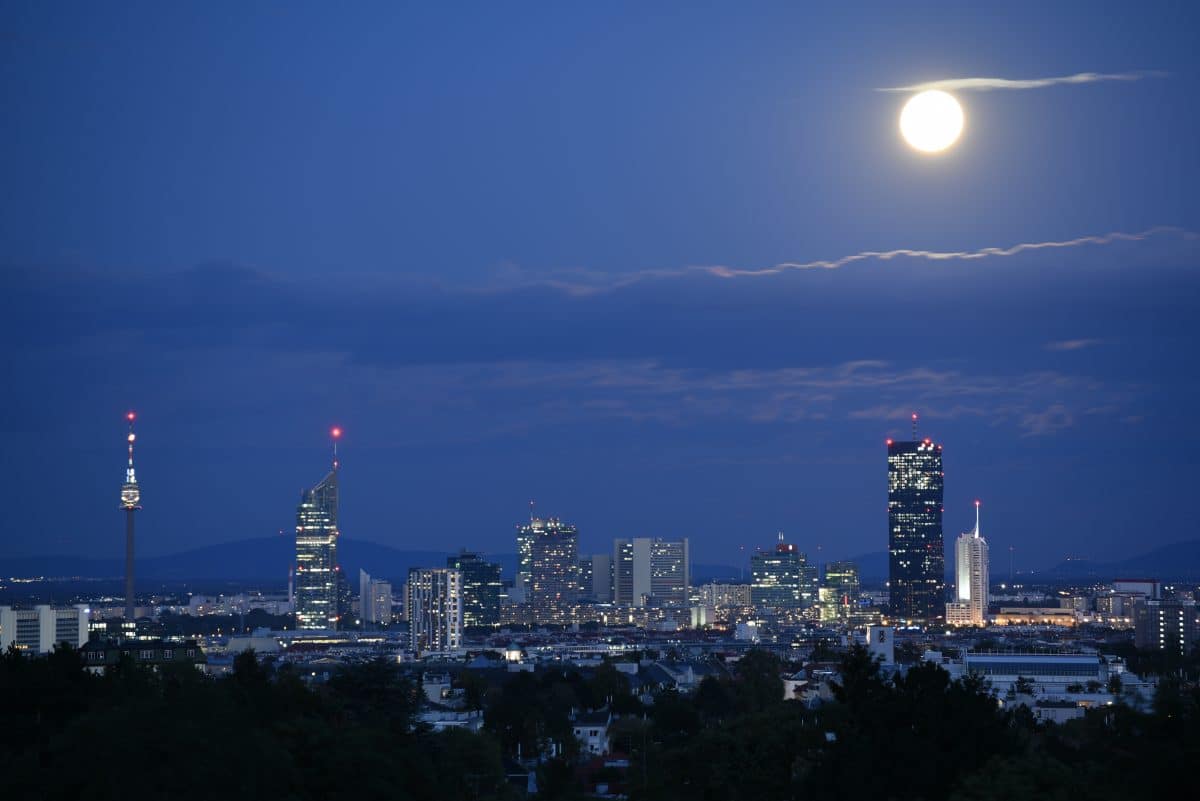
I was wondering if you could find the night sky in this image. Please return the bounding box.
[3,3,1199,570]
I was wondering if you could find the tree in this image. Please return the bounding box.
[734,650,783,714]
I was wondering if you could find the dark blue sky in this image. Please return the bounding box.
[2,2,1198,570]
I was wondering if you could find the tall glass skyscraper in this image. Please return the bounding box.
[527,517,579,623]
[887,436,945,622]
[515,516,577,603]
[295,443,341,630]
[448,550,503,627]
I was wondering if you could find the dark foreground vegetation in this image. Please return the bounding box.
[2,644,1196,801]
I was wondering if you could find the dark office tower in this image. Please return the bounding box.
[119,412,142,621]
[887,427,945,623]
[750,533,812,609]
[448,550,503,627]
[295,428,343,630]
[528,517,580,624]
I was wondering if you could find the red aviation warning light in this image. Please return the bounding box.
[331,426,342,439]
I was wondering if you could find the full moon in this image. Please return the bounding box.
[899,90,964,153]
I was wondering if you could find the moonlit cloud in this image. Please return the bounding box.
[877,70,1168,93]
[513,226,1195,295]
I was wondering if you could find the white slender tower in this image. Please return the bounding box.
[950,500,989,626]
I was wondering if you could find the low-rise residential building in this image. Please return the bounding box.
[79,639,206,674]
[572,708,612,755]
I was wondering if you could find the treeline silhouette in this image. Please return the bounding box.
[1,644,1196,800]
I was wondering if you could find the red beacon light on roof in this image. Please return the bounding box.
[331,426,342,439]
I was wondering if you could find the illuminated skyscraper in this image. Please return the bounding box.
[750,533,814,609]
[887,421,945,622]
[527,517,580,623]
[407,567,463,653]
[947,501,989,626]
[448,550,503,627]
[119,412,141,621]
[820,561,861,623]
[612,538,691,607]
[295,428,342,630]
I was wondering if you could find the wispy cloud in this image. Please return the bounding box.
[877,70,1168,93]
[1045,338,1107,352]
[515,226,1195,295]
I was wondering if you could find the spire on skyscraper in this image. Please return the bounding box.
[974,499,981,537]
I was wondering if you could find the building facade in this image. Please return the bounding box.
[407,568,463,654]
[888,436,945,622]
[448,550,503,627]
[0,605,90,653]
[579,553,614,603]
[295,460,341,630]
[529,519,580,623]
[947,502,989,626]
[516,517,577,605]
[820,561,861,623]
[612,538,690,607]
[1134,598,1198,657]
[358,569,393,625]
[698,581,753,609]
[750,534,815,609]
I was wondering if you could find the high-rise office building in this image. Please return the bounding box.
[613,538,691,607]
[448,550,503,627]
[358,569,393,625]
[947,501,989,626]
[750,534,814,609]
[295,428,342,630]
[515,515,577,603]
[579,553,613,602]
[820,561,861,622]
[887,425,945,622]
[528,517,580,623]
[119,412,141,621]
[407,568,463,653]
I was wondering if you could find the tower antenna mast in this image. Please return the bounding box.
[120,411,142,623]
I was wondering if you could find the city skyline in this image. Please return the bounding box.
[2,7,1198,800]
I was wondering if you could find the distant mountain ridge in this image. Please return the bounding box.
[6,538,1198,583]
[3,538,513,583]
[1037,540,1200,581]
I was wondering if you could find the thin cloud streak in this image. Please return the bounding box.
[1045,338,1107,352]
[876,70,1168,93]
[520,226,1195,295]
